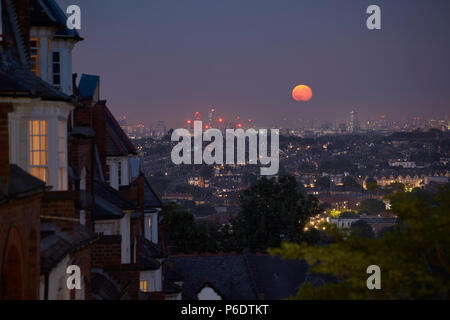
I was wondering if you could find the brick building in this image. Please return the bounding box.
[1,0,167,300]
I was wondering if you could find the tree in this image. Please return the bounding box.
[339,211,359,219]
[232,176,319,252]
[359,199,385,215]
[316,176,332,191]
[343,176,362,191]
[365,177,378,191]
[164,204,197,253]
[270,186,450,299]
[350,220,375,238]
[164,203,220,253]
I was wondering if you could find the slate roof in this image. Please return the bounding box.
[141,237,167,259]
[93,194,124,221]
[144,178,162,209]
[170,254,310,300]
[105,108,137,156]
[166,268,184,282]
[30,0,61,28]
[171,255,258,300]
[0,63,72,101]
[246,255,308,300]
[94,182,137,211]
[0,0,73,101]
[40,223,98,274]
[165,281,182,295]
[30,0,83,40]
[2,164,48,200]
[139,238,162,271]
[91,268,130,300]
[78,74,99,100]
[40,224,73,274]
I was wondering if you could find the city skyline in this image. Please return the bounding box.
[57,0,450,128]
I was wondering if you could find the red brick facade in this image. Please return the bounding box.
[0,194,42,300]
[40,192,76,235]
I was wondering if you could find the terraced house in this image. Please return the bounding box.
[0,0,167,300]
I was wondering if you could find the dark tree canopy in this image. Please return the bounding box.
[351,219,375,238]
[271,185,450,299]
[232,176,319,252]
[359,199,386,215]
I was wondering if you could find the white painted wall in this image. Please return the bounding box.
[5,99,73,191]
[151,211,159,244]
[30,27,76,96]
[107,157,130,190]
[144,214,152,241]
[197,286,222,300]
[144,211,159,244]
[120,158,129,186]
[40,255,71,300]
[140,268,162,293]
[95,220,120,235]
[120,213,131,264]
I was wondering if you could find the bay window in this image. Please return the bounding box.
[29,120,48,183]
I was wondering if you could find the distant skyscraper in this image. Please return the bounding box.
[349,110,360,133]
[152,121,167,139]
[118,115,127,127]
[194,112,202,121]
[208,107,215,126]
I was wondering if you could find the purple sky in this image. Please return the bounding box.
[57,0,450,128]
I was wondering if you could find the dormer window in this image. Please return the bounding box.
[30,39,40,76]
[29,120,48,183]
[52,51,61,88]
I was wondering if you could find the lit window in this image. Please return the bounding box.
[30,38,40,76]
[140,281,148,292]
[29,120,48,183]
[57,121,67,190]
[52,51,61,87]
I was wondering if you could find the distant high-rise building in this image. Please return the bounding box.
[413,116,419,129]
[349,110,360,133]
[338,123,347,134]
[119,115,127,127]
[194,112,202,121]
[119,115,133,135]
[208,107,215,126]
[152,121,167,139]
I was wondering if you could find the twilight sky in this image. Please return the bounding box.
[57,0,450,128]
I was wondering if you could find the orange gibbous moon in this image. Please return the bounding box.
[292,85,313,102]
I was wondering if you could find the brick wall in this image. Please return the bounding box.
[91,235,122,286]
[40,192,76,235]
[0,193,42,300]
[71,246,92,300]
[91,235,122,268]
[73,107,94,128]
[92,105,108,175]
[122,268,140,300]
[0,104,13,188]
